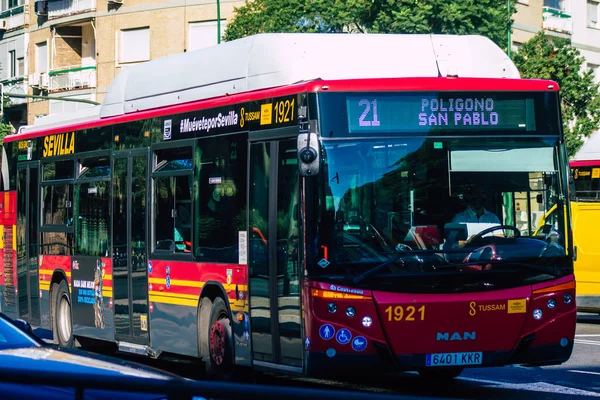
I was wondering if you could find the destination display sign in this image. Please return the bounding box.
[346,94,536,134]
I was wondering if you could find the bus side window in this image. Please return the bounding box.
[153,146,193,254]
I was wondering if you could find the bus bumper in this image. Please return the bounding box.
[305,340,574,377]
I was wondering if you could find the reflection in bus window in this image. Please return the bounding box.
[153,147,193,254]
[42,185,73,226]
[195,135,247,263]
[75,182,109,257]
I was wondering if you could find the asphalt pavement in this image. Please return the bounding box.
[113,313,600,399]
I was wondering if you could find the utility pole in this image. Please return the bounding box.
[507,0,512,58]
[217,0,221,44]
[2,92,100,105]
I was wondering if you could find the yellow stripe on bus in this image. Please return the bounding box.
[148,277,247,292]
[12,225,15,251]
[39,269,72,278]
[149,294,197,307]
[0,225,4,248]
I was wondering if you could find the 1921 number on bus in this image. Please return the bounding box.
[274,99,295,124]
[384,305,425,321]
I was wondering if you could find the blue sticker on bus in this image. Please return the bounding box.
[148,261,153,274]
[166,275,171,289]
[319,324,334,340]
[352,336,367,352]
[336,329,352,345]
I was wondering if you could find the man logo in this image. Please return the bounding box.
[436,332,476,341]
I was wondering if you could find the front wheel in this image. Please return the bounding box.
[54,280,74,348]
[205,297,234,379]
[418,367,463,380]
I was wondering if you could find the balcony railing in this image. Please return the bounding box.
[2,77,28,106]
[0,5,27,30]
[48,65,96,92]
[48,0,95,19]
[543,6,572,34]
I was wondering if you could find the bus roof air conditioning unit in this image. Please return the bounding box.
[34,0,48,16]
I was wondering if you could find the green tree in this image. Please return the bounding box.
[513,31,600,157]
[224,0,515,50]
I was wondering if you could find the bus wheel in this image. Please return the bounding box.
[206,297,233,379]
[418,367,463,380]
[54,280,74,348]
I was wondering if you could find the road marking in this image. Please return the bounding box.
[575,334,600,337]
[459,377,600,397]
[569,370,600,376]
[575,339,600,346]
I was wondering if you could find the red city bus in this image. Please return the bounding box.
[0,33,575,380]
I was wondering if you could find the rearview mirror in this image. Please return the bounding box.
[297,133,320,177]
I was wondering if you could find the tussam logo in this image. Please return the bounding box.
[179,111,239,134]
[436,332,476,341]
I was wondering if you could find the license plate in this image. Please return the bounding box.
[426,352,482,367]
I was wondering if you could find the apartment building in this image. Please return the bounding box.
[0,0,244,129]
[511,0,600,159]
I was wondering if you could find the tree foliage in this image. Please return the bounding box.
[224,0,515,50]
[513,32,600,157]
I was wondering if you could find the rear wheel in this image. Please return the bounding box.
[418,367,463,380]
[54,280,74,348]
[205,297,234,379]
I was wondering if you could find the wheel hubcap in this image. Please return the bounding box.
[210,320,227,365]
[58,295,71,343]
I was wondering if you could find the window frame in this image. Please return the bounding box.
[119,27,150,64]
[150,141,195,260]
[588,0,600,28]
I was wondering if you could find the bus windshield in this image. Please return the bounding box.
[308,93,570,292]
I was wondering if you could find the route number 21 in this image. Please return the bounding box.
[358,99,381,127]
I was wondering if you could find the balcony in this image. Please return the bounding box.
[543,6,572,35]
[0,5,27,31]
[48,65,96,92]
[48,0,95,20]
[2,77,27,106]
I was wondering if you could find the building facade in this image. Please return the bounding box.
[0,0,243,129]
[512,0,600,160]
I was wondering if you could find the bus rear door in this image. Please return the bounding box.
[16,162,40,326]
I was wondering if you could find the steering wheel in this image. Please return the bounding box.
[468,225,520,243]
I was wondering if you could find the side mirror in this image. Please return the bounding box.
[297,133,320,177]
[14,318,33,334]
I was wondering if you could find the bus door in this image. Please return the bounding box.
[249,137,303,369]
[112,150,150,346]
[16,162,40,325]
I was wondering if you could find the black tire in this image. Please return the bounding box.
[204,297,234,379]
[54,280,74,348]
[50,282,59,345]
[418,367,463,380]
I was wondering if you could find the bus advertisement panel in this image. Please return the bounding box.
[0,33,575,381]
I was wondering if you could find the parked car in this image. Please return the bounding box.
[0,313,404,400]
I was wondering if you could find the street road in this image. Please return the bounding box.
[118,314,600,399]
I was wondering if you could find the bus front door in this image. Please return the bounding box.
[112,151,150,346]
[15,163,40,326]
[249,138,303,369]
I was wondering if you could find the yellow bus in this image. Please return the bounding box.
[570,160,600,313]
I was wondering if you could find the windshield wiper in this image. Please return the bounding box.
[433,258,561,277]
[352,249,448,284]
